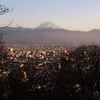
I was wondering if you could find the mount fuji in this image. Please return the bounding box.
[35,22,61,29]
[2,22,100,46]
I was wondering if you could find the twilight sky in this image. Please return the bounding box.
[0,0,100,31]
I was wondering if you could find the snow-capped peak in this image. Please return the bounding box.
[36,22,61,29]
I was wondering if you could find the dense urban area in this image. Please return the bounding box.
[0,43,100,100]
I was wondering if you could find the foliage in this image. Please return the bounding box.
[0,45,100,100]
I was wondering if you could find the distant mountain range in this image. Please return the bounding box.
[2,22,100,46]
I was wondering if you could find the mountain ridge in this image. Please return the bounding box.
[2,22,100,46]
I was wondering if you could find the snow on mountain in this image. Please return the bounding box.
[36,22,61,29]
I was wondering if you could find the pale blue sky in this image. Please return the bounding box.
[0,0,100,30]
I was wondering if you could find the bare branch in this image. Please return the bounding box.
[0,4,10,15]
[0,19,13,29]
[0,4,13,43]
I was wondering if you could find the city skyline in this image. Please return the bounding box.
[0,0,100,31]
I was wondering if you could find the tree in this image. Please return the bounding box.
[0,4,11,100]
[0,3,11,46]
[0,4,10,41]
[71,45,100,100]
[0,4,9,15]
[0,3,10,66]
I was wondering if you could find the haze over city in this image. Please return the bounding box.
[0,0,100,31]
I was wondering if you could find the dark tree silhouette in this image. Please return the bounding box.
[0,4,11,100]
[71,45,100,100]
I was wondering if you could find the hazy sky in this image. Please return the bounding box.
[0,0,100,30]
